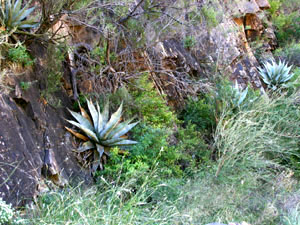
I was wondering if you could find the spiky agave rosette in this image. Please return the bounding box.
[258,60,294,91]
[0,0,39,32]
[65,99,139,172]
[231,81,248,108]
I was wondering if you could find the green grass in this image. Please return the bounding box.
[17,90,300,225]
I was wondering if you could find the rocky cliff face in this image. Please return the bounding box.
[0,0,274,206]
[148,0,274,106]
[0,44,92,207]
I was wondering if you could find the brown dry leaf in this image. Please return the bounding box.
[79,103,92,123]
[65,127,89,141]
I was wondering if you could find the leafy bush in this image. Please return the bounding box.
[183,36,196,49]
[0,198,14,224]
[98,123,181,183]
[258,60,294,91]
[7,45,34,66]
[129,74,177,128]
[268,0,300,44]
[181,97,216,134]
[274,42,300,66]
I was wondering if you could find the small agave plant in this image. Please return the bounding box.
[258,60,294,91]
[231,81,248,108]
[65,100,139,172]
[0,0,39,33]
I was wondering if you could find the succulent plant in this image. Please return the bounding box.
[258,60,294,90]
[231,81,248,108]
[0,0,39,33]
[66,100,139,172]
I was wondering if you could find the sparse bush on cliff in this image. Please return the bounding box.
[7,44,34,66]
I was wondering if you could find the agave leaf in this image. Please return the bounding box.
[96,144,104,157]
[96,102,104,133]
[101,138,125,146]
[65,127,89,141]
[91,150,100,173]
[78,141,95,153]
[79,102,92,123]
[112,121,139,139]
[107,117,135,139]
[238,87,248,106]
[100,102,123,138]
[86,98,98,129]
[66,120,99,142]
[17,6,35,22]
[7,0,13,28]
[18,19,39,28]
[282,73,294,83]
[102,101,109,124]
[68,109,94,131]
[12,0,21,17]
[112,139,138,146]
[13,0,31,22]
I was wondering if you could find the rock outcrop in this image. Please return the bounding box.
[0,44,92,207]
[147,0,274,107]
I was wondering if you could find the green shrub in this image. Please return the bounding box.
[268,0,300,44]
[8,45,34,66]
[201,6,219,28]
[183,36,196,49]
[98,123,182,184]
[181,97,216,134]
[175,123,210,173]
[129,74,178,128]
[0,198,14,224]
[274,42,300,66]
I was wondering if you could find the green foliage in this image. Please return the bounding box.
[201,6,219,28]
[19,81,30,90]
[99,123,181,182]
[175,123,210,172]
[268,0,300,44]
[282,205,300,225]
[183,36,196,49]
[258,60,294,91]
[129,74,177,128]
[0,0,39,34]
[214,92,300,176]
[41,44,65,107]
[0,198,14,225]
[274,42,300,65]
[7,45,34,66]
[181,97,216,134]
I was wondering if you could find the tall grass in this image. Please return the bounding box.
[24,170,184,225]
[214,93,300,177]
[21,92,300,225]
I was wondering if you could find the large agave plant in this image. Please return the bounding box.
[65,100,139,172]
[258,60,294,90]
[231,81,248,108]
[0,0,39,33]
